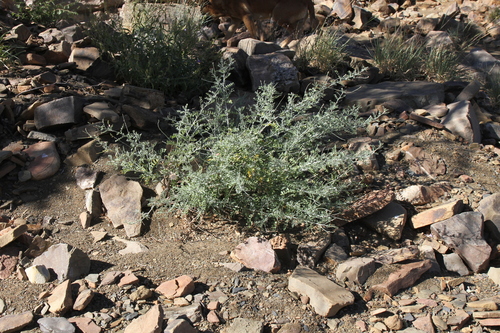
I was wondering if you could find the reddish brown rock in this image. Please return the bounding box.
[73,289,94,311]
[366,260,432,299]
[332,189,395,226]
[231,237,281,273]
[23,141,61,181]
[68,317,102,333]
[118,270,139,287]
[479,318,500,326]
[47,280,73,315]
[411,200,463,229]
[431,212,491,273]
[413,313,435,333]
[0,311,33,332]
[0,224,27,248]
[156,275,195,299]
[124,304,163,333]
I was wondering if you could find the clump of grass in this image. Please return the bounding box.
[98,59,371,230]
[88,1,220,99]
[13,0,77,27]
[485,69,500,107]
[421,45,462,82]
[488,7,500,22]
[372,33,425,80]
[294,28,348,75]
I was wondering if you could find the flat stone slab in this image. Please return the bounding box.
[124,304,163,333]
[99,174,143,238]
[288,266,355,317]
[345,81,444,111]
[231,237,280,273]
[0,311,33,333]
[34,96,83,131]
[430,212,491,273]
[336,257,376,284]
[0,224,27,248]
[333,189,395,226]
[32,243,90,282]
[412,200,463,229]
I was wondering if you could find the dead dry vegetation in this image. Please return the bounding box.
[0,0,500,332]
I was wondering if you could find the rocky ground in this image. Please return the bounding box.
[1,0,500,332]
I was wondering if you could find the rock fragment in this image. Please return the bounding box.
[0,311,33,333]
[225,318,264,333]
[336,257,375,284]
[123,304,163,333]
[73,288,94,311]
[0,224,27,248]
[163,318,198,333]
[156,275,195,299]
[430,212,491,273]
[411,200,463,229]
[47,279,73,315]
[231,237,280,273]
[32,243,90,282]
[296,234,330,268]
[361,201,407,240]
[288,266,354,317]
[38,317,75,333]
[23,141,61,181]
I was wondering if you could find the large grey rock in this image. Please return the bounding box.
[38,317,75,333]
[99,174,143,238]
[0,311,33,333]
[32,243,90,282]
[345,81,444,111]
[430,212,491,273]
[478,193,500,241]
[442,100,481,143]
[288,266,354,317]
[442,252,469,276]
[247,53,300,93]
[34,96,84,131]
[361,201,407,240]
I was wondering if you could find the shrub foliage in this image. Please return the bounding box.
[100,60,370,230]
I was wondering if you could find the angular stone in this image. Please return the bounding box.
[64,140,103,166]
[75,166,99,190]
[68,317,102,333]
[100,271,122,286]
[362,201,407,240]
[121,85,165,110]
[467,300,498,311]
[442,253,469,276]
[130,285,153,302]
[44,41,71,64]
[479,318,500,327]
[85,190,102,223]
[124,304,163,333]
[426,31,454,49]
[99,174,143,237]
[0,224,27,248]
[91,231,107,243]
[69,47,100,71]
[238,39,282,56]
[323,243,349,265]
[403,146,446,176]
[447,309,470,329]
[430,212,491,273]
[473,311,500,319]
[38,317,75,333]
[384,314,404,330]
[47,280,73,315]
[231,237,280,273]
[27,131,57,142]
[478,193,500,241]
[413,313,435,333]
[336,257,376,284]
[331,0,353,20]
[455,80,481,102]
[368,260,432,298]
[156,275,195,299]
[442,100,481,143]
[0,311,33,333]
[345,81,445,112]
[396,183,451,205]
[24,141,61,181]
[412,200,463,229]
[26,265,51,284]
[20,53,47,66]
[120,104,169,132]
[73,288,94,311]
[270,235,292,268]
[371,246,420,264]
[114,237,149,255]
[333,189,395,226]
[118,270,139,287]
[297,234,330,268]
[34,96,84,131]
[83,102,120,123]
[163,318,198,333]
[288,266,355,317]
[225,318,263,333]
[80,211,91,229]
[162,303,202,323]
[247,53,299,93]
[32,243,91,282]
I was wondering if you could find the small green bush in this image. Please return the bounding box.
[13,0,77,27]
[372,33,425,80]
[294,28,348,75]
[100,60,370,230]
[88,1,220,98]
